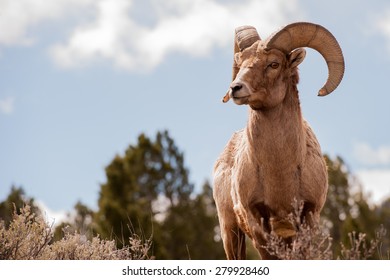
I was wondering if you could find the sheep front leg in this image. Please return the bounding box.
[220,222,246,260]
[247,203,279,260]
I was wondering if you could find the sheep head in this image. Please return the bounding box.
[222,22,345,108]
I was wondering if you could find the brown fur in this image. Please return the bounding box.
[213,41,328,260]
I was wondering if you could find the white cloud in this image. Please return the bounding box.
[48,0,301,71]
[35,200,69,227]
[152,194,171,223]
[0,0,94,47]
[353,142,390,166]
[374,9,390,54]
[50,0,138,69]
[356,169,390,204]
[0,96,15,115]
[1,0,301,70]
[352,142,390,204]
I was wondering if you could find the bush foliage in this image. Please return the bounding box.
[0,205,151,260]
[262,201,388,260]
[1,202,387,260]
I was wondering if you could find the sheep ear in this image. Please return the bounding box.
[288,48,306,68]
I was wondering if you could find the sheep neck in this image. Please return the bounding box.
[246,91,306,175]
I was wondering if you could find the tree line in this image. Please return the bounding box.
[1,130,389,259]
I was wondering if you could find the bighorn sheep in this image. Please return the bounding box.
[213,22,344,260]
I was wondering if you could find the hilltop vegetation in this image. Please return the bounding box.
[1,131,389,259]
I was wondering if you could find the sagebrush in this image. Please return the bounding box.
[0,205,151,260]
[262,201,388,260]
[1,204,387,260]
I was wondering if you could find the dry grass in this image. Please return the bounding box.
[262,201,388,260]
[339,226,387,260]
[0,205,152,260]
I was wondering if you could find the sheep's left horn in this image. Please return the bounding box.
[265,22,344,96]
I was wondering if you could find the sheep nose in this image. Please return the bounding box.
[230,83,243,93]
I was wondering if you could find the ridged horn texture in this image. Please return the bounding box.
[265,22,345,96]
[232,26,260,80]
[235,25,261,51]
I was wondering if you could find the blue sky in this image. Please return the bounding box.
[1,0,390,221]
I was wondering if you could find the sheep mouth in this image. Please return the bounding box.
[232,95,249,104]
[233,95,248,99]
[232,94,250,100]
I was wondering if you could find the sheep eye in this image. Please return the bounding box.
[270,62,279,69]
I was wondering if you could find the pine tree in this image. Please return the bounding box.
[93,130,225,259]
[322,155,389,258]
[94,131,193,252]
[52,201,94,242]
[160,181,225,259]
[322,155,352,254]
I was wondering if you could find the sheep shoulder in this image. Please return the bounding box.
[299,120,328,216]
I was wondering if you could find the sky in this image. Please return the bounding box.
[1,0,390,223]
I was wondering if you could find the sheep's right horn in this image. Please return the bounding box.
[265,22,344,96]
[232,26,260,81]
[224,26,260,103]
[235,25,260,52]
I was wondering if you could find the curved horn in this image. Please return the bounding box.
[265,22,344,96]
[224,26,260,103]
[232,25,260,80]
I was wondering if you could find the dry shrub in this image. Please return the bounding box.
[0,205,51,260]
[0,205,152,260]
[339,226,387,260]
[264,223,333,260]
[2,204,386,260]
[263,200,387,260]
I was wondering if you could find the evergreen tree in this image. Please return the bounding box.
[378,198,390,257]
[190,182,225,259]
[94,131,193,252]
[322,155,389,258]
[52,201,94,242]
[160,181,225,259]
[93,130,226,259]
[322,155,353,254]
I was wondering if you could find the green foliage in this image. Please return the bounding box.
[322,155,352,254]
[94,131,193,242]
[94,130,224,259]
[52,201,95,242]
[160,182,225,259]
[322,155,390,258]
